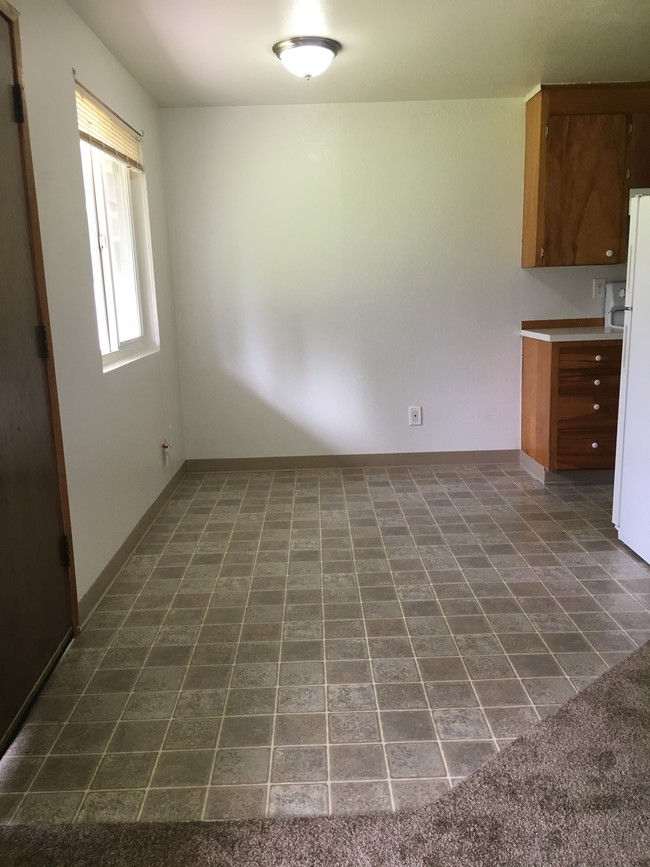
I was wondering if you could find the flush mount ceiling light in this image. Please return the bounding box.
[272,36,342,79]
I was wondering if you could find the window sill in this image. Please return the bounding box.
[101,341,159,373]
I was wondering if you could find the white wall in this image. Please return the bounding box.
[161,100,623,460]
[12,0,626,603]
[14,0,185,600]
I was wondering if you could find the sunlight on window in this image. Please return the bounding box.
[76,84,158,370]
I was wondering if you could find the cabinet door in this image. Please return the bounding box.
[544,114,627,265]
[556,429,617,470]
[627,113,650,188]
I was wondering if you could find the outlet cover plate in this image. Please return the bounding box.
[593,278,606,298]
[409,406,422,426]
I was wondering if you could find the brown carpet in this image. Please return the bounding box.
[2,642,649,867]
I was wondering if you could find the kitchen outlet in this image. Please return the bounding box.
[592,278,607,299]
[409,406,422,426]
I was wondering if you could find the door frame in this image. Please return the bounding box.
[1,0,79,631]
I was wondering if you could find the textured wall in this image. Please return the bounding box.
[15,0,185,599]
[161,100,622,459]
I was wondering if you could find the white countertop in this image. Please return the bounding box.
[521,326,623,342]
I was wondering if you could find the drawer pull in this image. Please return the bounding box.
[606,250,614,258]
[595,354,602,362]
[592,442,599,449]
[593,403,600,411]
[594,379,601,386]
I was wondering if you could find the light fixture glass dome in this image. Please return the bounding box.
[272,37,342,79]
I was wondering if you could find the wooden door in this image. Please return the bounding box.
[544,113,627,266]
[0,3,76,752]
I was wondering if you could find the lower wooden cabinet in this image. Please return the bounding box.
[555,429,617,470]
[521,338,622,471]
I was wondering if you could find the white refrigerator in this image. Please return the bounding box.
[613,192,650,564]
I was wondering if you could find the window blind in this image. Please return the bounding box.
[75,85,143,171]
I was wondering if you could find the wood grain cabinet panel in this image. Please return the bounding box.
[557,394,619,429]
[521,337,622,471]
[522,83,650,268]
[545,113,627,266]
[627,113,650,192]
[558,370,621,395]
[558,343,622,369]
[556,430,617,470]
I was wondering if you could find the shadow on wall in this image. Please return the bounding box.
[202,267,377,459]
[190,365,335,460]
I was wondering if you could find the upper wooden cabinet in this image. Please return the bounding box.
[522,83,650,267]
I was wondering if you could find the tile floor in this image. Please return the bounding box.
[1,463,649,825]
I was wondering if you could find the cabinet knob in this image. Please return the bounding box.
[593,403,600,411]
[595,354,602,361]
[594,379,601,386]
[606,250,614,258]
[592,442,599,449]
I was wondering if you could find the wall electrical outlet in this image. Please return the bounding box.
[593,278,607,299]
[409,406,422,426]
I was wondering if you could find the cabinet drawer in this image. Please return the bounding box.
[558,370,621,395]
[557,394,619,429]
[558,343,621,370]
[556,429,617,469]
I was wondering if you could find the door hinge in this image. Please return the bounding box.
[628,122,633,135]
[540,246,545,260]
[37,323,50,359]
[61,535,71,569]
[544,125,549,138]
[12,84,25,124]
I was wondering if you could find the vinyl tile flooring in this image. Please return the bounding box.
[1,463,649,824]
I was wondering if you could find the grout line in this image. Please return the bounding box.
[343,472,397,813]
[264,470,292,819]
[201,471,271,821]
[380,467,456,792]
[132,476,215,823]
[318,473,333,817]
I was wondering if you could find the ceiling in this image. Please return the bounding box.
[64,0,650,108]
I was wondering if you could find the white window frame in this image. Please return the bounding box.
[76,86,159,372]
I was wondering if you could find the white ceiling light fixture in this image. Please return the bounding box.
[272,36,342,80]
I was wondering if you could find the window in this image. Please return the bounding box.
[76,85,159,370]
